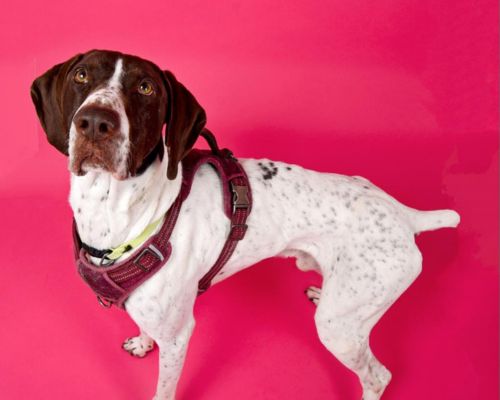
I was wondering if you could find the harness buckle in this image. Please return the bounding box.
[133,243,164,271]
[231,182,250,214]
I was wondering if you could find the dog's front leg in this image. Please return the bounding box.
[127,284,197,400]
[152,316,195,400]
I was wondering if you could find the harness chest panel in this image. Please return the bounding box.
[73,149,252,309]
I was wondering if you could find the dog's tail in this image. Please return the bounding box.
[407,208,460,234]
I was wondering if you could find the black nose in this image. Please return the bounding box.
[74,105,120,139]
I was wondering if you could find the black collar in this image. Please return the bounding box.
[80,242,112,259]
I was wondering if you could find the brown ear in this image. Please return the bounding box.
[163,70,206,180]
[30,54,83,155]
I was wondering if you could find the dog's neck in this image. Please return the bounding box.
[69,157,182,250]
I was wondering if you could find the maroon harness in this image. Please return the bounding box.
[73,147,252,309]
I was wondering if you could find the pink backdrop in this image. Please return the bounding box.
[0,1,497,399]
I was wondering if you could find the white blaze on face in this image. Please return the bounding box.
[69,58,131,179]
[109,58,124,87]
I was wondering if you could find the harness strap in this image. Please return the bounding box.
[198,173,250,294]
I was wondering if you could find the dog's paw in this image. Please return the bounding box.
[122,335,155,358]
[305,286,321,306]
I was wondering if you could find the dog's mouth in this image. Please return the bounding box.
[70,139,129,180]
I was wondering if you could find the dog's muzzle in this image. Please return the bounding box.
[70,103,127,178]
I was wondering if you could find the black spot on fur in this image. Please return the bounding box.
[259,161,278,180]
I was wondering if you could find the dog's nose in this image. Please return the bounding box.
[74,106,120,139]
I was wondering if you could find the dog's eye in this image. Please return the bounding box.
[74,67,89,84]
[138,80,154,96]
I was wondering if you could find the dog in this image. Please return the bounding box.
[31,49,460,400]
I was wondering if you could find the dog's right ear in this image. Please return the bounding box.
[30,54,83,155]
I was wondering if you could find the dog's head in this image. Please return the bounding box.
[30,50,206,180]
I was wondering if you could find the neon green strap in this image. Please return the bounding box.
[106,218,163,261]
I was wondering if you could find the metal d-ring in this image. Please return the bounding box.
[97,296,113,308]
[99,252,116,267]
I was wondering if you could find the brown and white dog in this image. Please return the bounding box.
[31,49,459,400]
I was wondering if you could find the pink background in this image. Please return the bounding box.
[0,1,497,399]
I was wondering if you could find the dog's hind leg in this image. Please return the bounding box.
[315,299,393,400]
[314,237,422,399]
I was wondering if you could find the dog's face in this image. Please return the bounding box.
[31,50,207,180]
